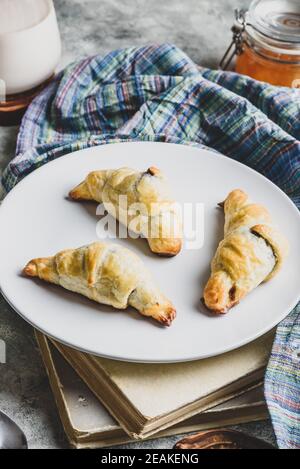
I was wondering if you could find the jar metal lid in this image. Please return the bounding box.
[247,0,300,44]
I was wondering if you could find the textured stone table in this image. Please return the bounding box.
[0,0,276,448]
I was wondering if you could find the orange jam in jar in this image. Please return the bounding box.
[222,0,300,88]
[236,44,300,87]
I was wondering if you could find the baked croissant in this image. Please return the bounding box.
[69,167,182,256]
[23,242,176,326]
[203,189,289,314]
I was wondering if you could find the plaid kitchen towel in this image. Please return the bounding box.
[1,44,300,448]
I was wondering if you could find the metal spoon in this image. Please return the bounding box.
[0,411,27,449]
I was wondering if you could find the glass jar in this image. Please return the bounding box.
[0,0,61,125]
[220,0,300,87]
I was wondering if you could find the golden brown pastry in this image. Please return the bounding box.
[23,242,176,326]
[203,189,289,314]
[69,167,182,256]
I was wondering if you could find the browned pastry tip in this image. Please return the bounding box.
[158,310,176,327]
[224,188,249,211]
[146,166,161,176]
[160,306,177,326]
[143,304,176,326]
[218,188,247,210]
[23,256,58,284]
[68,180,90,200]
[23,260,38,277]
[148,237,182,257]
[203,272,235,314]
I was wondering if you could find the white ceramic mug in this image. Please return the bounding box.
[0,0,61,96]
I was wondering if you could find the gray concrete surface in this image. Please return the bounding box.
[0,0,277,449]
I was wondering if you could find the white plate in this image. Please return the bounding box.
[0,142,299,363]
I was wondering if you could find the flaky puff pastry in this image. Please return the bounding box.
[69,167,182,256]
[203,189,289,314]
[23,242,176,326]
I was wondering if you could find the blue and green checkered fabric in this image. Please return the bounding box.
[1,44,299,448]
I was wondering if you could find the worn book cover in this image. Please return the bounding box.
[36,332,268,448]
[36,330,273,440]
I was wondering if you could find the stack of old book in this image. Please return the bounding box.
[35,330,273,448]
